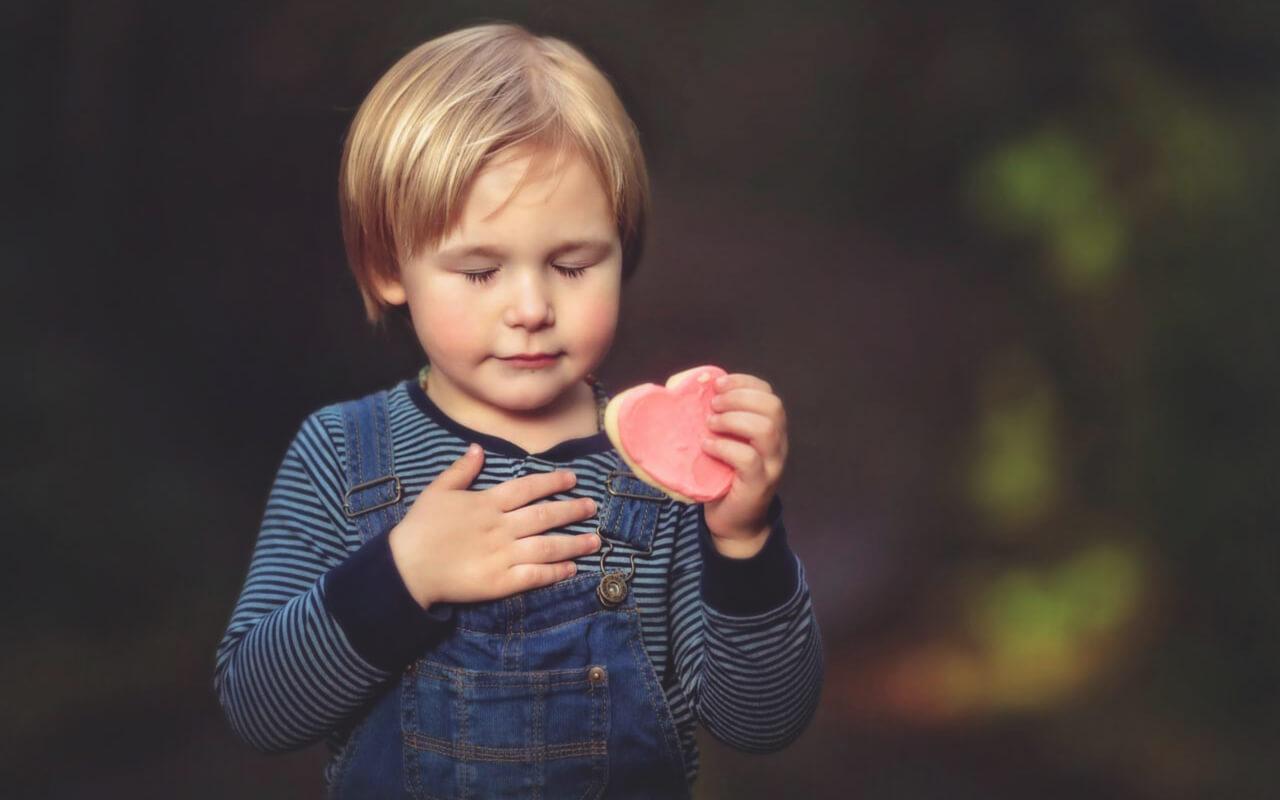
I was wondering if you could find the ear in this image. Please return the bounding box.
[371,271,407,305]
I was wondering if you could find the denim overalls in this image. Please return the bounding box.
[325,386,691,799]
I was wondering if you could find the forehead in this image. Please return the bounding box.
[453,147,614,239]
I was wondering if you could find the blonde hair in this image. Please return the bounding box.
[339,21,651,328]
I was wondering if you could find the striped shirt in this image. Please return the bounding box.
[214,374,823,788]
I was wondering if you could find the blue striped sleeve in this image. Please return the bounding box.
[668,497,825,753]
[213,412,397,753]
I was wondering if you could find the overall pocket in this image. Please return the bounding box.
[403,659,610,800]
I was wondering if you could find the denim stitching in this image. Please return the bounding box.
[350,400,364,536]
[456,609,606,636]
[401,666,424,796]
[585,664,609,799]
[412,660,601,688]
[454,667,470,799]
[531,674,544,800]
[404,734,608,761]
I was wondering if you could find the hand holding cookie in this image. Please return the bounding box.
[604,366,788,558]
[699,371,788,556]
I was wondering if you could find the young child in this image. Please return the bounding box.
[214,21,823,799]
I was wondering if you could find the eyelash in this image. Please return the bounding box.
[463,265,588,285]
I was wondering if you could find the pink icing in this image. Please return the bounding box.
[616,365,734,502]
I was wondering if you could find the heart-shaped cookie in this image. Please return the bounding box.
[603,365,734,503]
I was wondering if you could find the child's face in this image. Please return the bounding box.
[376,145,622,422]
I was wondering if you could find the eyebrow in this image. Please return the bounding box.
[436,239,615,261]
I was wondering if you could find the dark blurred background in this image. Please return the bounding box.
[6,0,1279,797]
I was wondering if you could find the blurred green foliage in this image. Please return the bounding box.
[966,349,1061,532]
[971,127,1127,292]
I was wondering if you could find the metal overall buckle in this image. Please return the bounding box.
[342,474,403,518]
[594,471,665,608]
[595,538,638,607]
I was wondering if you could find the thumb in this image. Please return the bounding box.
[429,443,484,492]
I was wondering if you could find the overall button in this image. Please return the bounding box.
[597,572,628,607]
[587,666,606,685]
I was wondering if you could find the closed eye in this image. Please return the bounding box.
[463,265,590,285]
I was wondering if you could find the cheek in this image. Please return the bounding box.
[411,295,483,357]
[577,293,619,346]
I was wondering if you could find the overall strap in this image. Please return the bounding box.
[593,455,671,608]
[337,389,406,544]
[597,460,669,553]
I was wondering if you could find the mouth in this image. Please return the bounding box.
[500,353,562,368]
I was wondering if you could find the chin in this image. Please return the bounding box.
[493,378,576,410]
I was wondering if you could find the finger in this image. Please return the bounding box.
[508,530,601,566]
[701,434,766,479]
[428,443,485,492]
[709,387,783,418]
[506,560,579,594]
[706,410,777,451]
[487,469,578,512]
[506,497,598,538]
[714,373,773,395]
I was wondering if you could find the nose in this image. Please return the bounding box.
[502,269,555,330]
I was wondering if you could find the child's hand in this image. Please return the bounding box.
[387,446,602,609]
[700,373,789,559]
